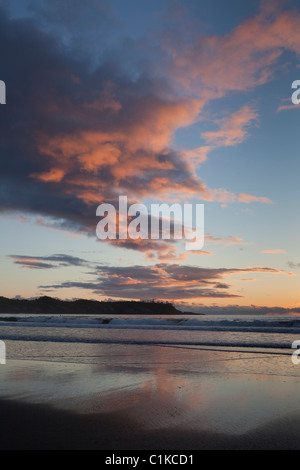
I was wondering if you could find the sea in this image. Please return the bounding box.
[0,312,299,363]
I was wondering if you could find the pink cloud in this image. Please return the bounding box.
[206,233,249,246]
[31,168,65,183]
[238,193,273,204]
[277,103,300,112]
[168,6,300,96]
[201,106,259,148]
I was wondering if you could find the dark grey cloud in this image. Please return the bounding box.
[39,279,241,300]
[27,0,116,48]
[0,5,205,254]
[9,254,90,269]
[39,263,285,300]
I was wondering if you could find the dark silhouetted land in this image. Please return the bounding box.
[0,296,198,316]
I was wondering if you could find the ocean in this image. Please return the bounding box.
[0,313,299,362]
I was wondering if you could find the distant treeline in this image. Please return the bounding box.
[0,296,187,315]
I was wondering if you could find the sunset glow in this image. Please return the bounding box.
[0,0,299,312]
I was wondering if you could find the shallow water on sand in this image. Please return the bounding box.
[1,313,300,439]
[1,341,300,436]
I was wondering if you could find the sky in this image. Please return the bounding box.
[0,0,299,312]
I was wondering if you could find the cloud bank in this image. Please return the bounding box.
[35,260,289,301]
[2,2,299,255]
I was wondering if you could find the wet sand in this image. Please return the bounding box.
[1,344,300,450]
[1,398,300,450]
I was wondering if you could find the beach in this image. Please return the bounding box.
[2,396,300,450]
[1,333,300,450]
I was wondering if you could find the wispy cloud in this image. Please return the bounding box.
[9,254,90,269]
[201,106,259,151]
[39,263,290,301]
[167,3,300,97]
[277,103,300,112]
[206,233,250,246]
